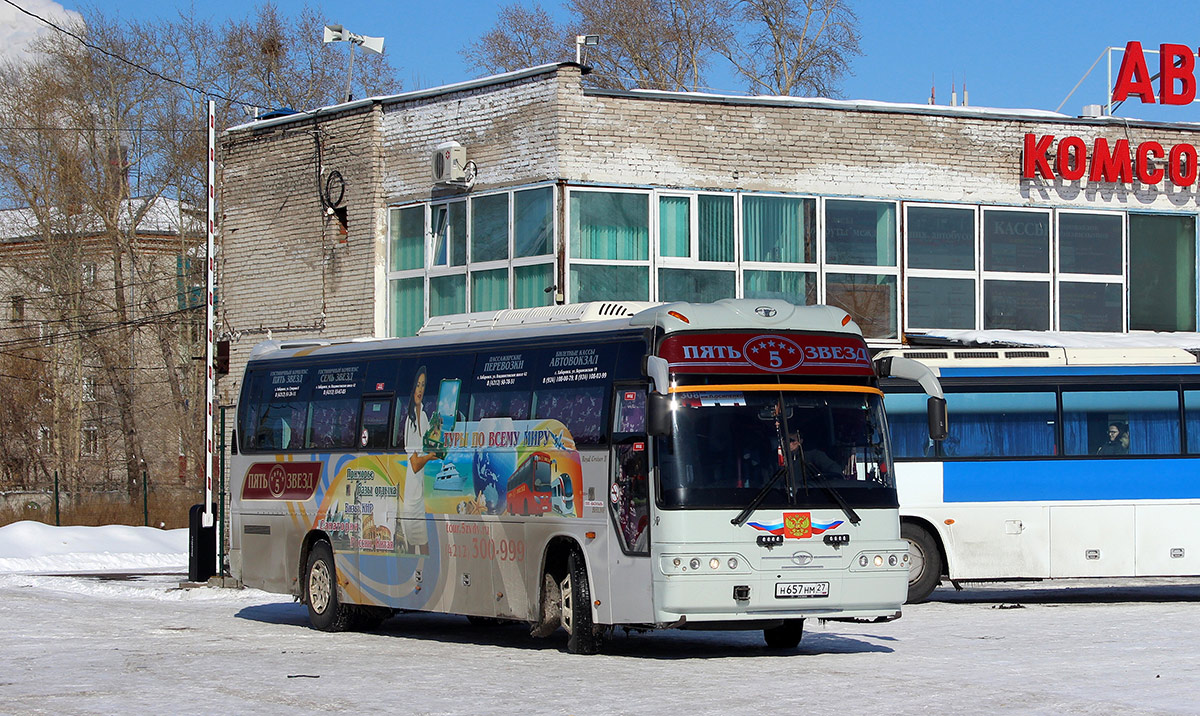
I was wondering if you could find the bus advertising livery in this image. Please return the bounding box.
[230,300,945,653]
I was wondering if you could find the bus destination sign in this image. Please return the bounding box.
[659,333,873,376]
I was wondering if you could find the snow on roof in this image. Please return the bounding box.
[910,329,1200,351]
[0,196,198,241]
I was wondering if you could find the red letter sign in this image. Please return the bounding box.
[1089,138,1133,183]
[1113,41,1156,104]
[1022,133,1055,179]
[1159,44,1197,105]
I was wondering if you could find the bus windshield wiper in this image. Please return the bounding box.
[817,480,861,526]
[730,466,787,527]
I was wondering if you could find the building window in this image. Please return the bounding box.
[982,208,1051,330]
[82,375,96,402]
[904,204,978,331]
[471,193,509,263]
[570,190,649,260]
[659,195,690,258]
[389,206,425,271]
[742,195,814,263]
[388,277,423,337]
[470,268,508,312]
[430,274,466,316]
[826,273,898,339]
[514,263,555,308]
[82,263,97,286]
[744,269,816,306]
[570,264,649,302]
[825,199,897,267]
[698,195,735,262]
[658,268,735,303]
[1057,212,1124,332]
[1129,213,1196,332]
[514,187,553,258]
[10,295,24,322]
[81,426,99,457]
[432,201,467,267]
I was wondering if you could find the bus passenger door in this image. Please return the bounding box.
[606,388,654,624]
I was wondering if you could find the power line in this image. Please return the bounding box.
[1,0,268,111]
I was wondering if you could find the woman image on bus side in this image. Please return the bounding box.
[401,366,436,555]
[1096,422,1129,456]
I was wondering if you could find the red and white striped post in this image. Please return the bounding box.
[203,99,216,530]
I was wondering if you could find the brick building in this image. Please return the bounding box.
[218,62,1200,403]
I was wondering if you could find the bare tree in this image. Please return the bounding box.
[0,3,405,505]
[724,0,860,96]
[461,3,570,75]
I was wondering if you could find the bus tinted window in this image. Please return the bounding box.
[533,387,607,445]
[1185,392,1200,454]
[943,391,1057,458]
[470,350,533,420]
[360,397,393,449]
[532,344,623,446]
[881,392,929,458]
[1062,390,1181,456]
[245,367,310,451]
[307,365,364,449]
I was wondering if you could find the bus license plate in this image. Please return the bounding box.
[775,581,829,598]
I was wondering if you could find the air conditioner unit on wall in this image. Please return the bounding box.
[432,141,467,183]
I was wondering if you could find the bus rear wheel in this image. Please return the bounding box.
[902,523,942,604]
[560,550,601,654]
[305,540,353,632]
[763,619,804,649]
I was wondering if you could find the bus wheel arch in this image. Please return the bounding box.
[303,538,354,631]
[298,530,332,602]
[901,519,945,604]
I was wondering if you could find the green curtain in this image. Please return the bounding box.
[430,274,466,316]
[659,196,690,257]
[570,265,649,302]
[514,264,554,308]
[742,196,811,263]
[570,191,649,260]
[471,194,509,263]
[471,268,509,312]
[390,207,424,271]
[698,194,734,262]
[389,278,424,337]
[744,269,815,305]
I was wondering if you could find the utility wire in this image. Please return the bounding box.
[1,0,268,111]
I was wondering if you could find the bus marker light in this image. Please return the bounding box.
[841,313,852,326]
[727,557,738,570]
[823,534,850,546]
[859,555,869,567]
[673,558,682,567]
[710,558,720,570]
[944,519,955,525]
[594,600,601,606]
[667,310,690,323]
[873,555,884,567]
[757,534,784,548]
[585,531,596,539]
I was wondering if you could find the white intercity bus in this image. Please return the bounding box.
[879,344,1200,603]
[229,299,945,653]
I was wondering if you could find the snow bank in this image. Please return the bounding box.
[0,520,187,574]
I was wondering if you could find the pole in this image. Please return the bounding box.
[53,470,60,526]
[142,469,148,527]
[344,41,356,102]
[203,99,216,530]
[219,406,227,577]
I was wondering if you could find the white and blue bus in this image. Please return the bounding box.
[229,300,946,653]
[880,345,1200,603]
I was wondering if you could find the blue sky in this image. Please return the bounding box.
[25,0,1200,122]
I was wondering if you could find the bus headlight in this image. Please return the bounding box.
[888,554,898,567]
[709,558,721,570]
[874,555,884,567]
[727,557,738,570]
[689,558,701,571]
[859,555,869,567]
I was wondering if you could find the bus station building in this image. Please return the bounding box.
[217,62,1200,403]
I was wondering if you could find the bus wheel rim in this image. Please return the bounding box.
[310,560,332,614]
[906,540,926,584]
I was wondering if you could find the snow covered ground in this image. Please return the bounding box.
[1,520,1198,715]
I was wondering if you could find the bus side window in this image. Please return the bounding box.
[614,388,646,435]
[612,438,649,554]
[359,397,393,449]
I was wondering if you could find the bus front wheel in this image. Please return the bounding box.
[305,540,353,632]
[560,550,601,654]
[902,523,942,604]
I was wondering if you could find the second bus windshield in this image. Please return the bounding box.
[656,390,897,511]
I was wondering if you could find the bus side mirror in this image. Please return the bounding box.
[927,396,948,442]
[647,392,672,437]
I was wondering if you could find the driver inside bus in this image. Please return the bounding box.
[788,431,848,477]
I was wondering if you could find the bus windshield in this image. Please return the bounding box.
[656,389,896,511]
